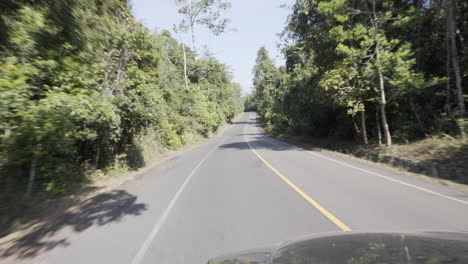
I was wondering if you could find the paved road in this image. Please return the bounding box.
[3,112,468,264]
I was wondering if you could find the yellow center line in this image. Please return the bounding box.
[244,134,352,231]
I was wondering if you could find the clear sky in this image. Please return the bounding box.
[130,0,295,94]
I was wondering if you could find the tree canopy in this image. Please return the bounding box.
[250,0,467,146]
[0,0,242,196]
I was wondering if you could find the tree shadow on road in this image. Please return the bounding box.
[1,189,147,260]
[232,121,256,125]
[219,137,299,152]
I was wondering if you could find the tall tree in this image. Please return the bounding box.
[252,47,281,123]
[446,0,466,137]
[253,0,450,145]
[320,59,373,144]
[446,0,465,116]
[173,25,190,89]
[316,0,424,146]
[175,0,232,52]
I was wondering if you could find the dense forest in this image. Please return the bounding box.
[0,0,242,197]
[250,0,467,147]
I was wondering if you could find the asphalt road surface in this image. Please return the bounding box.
[3,112,468,264]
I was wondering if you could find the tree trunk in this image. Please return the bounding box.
[372,0,392,146]
[191,23,196,52]
[95,147,100,169]
[352,114,360,135]
[445,27,452,116]
[379,89,392,147]
[114,154,119,169]
[25,155,38,197]
[2,122,10,166]
[173,29,190,89]
[376,108,382,146]
[189,0,196,52]
[182,44,189,89]
[376,56,392,146]
[361,110,368,145]
[446,0,465,118]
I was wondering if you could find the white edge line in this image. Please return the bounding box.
[246,113,468,207]
[263,134,468,206]
[131,136,228,264]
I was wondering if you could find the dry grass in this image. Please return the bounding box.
[385,136,468,169]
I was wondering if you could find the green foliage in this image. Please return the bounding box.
[252,47,287,130]
[0,0,242,197]
[44,181,67,197]
[243,93,257,112]
[252,0,467,144]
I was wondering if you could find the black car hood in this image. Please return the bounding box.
[208,231,468,264]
